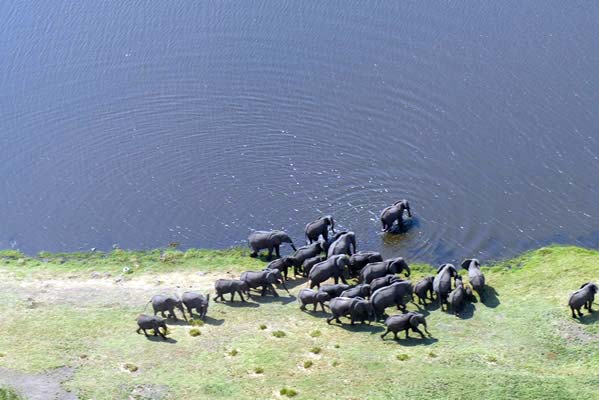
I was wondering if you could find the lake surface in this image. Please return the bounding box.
[2,1,599,264]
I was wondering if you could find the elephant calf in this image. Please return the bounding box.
[348,251,383,277]
[448,276,466,315]
[461,259,485,300]
[370,281,413,320]
[381,312,429,340]
[370,275,403,294]
[136,314,168,340]
[308,255,350,289]
[360,257,410,284]
[302,255,326,278]
[340,284,371,299]
[266,257,294,281]
[290,242,325,276]
[327,297,374,325]
[181,291,209,320]
[433,264,458,310]
[568,282,598,318]
[318,283,350,299]
[414,276,435,305]
[149,294,186,321]
[241,270,289,297]
[298,288,330,312]
[214,279,250,302]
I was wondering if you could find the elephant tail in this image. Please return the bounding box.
[142,300,152,314]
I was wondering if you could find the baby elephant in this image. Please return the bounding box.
[149,295,186,321]
[298,288,330,312]
[448,276,466,315]
[340,284,371,299]
[136,314,168,340]
[302,255,326,278]
[327,297,374,325]
[413,276,435,305]
[381,312,430,340]
[568,282,598,318]
[214,279,250,302]
[182,291,210,320]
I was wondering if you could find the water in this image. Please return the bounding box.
[2,1,599,264]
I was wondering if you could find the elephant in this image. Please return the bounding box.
[348,251,383,277]
[214,279,250,302]
[340,284,371,299]
[147,294,186,321]
[136,314,168,340]
[380,199,412,232]
[327,297,374,325]
[289,242,325,275]
[298,288,330,312]
[461,259,485,300]
[413,276,435,305]
[181,291,210,320]
[568,282,598,318]
[370,275,403,294]
[265,257,294,281]
[302,255,326,278]
[248,230,297,259]
[305,216,335,243]
[370,281,413,320]
[308,254,350,289]
[448,276,466,315]
[326,231,356,258]
[433,264,459,310]
[360,257,410,284]
[381,312,430,340]
[318,283,351,299]
[241,269,289,297]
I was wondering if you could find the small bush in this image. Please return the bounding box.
[229,349,238,357]
[310,347,321,354]
[259,324,267,330]
[189,328,201,337]
[0,387,22,400]
[486,355,498,363]
[272,330,286,338]
[280,388,298,397]
[303,360,313,369]
[189,319,204,327]
[253,367,264,374]
[397,354,409,361]
[334,344,340,349]
[428,351,437,358]
[0,352,6,357]
[332,361,340,367]
[309,330,321,338]
[123,363,138,372]
[0,250,25,260]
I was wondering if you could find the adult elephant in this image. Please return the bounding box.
[360,257,410,284]
[327,231,356,258]
[240,269,289,297]
[349,251,383,277]
[568,282,598,318]
[289,241,325,275]
[380,200,412,232]
[248,230,297,259]
[433,264,459,310]
[308,255,350,289]
[461,258,486,300]
[305,216,335,243]
[370,281,413,320]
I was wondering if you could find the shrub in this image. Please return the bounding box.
[334,344,340,349]
[259,324,267,330]
[428,351,437,358]
[189,319,204,327]
[303,360,313,369]
[397,354,409,361]
[332,361,340,367]
[310,347,321,354]
[486,355,498,363]
[228,349,238,357]
[0,387,22,400]
[123,363,138,372]
[280,388,298,397]
[272,330,286,338]
[253,367,264,374]
[309,330,321,338]
[189,328,201,337]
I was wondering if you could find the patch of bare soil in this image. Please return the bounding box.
[0,367,76,400]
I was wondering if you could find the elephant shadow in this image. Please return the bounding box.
[577,310,598,325]
[336,322,385,335]
[146,336,178,344]
[251,294,297,305]
[454,302,476,320]
[215,300,260,308]
[165,319,192,327]
[301,309,330,318]
[412,301,439,315]
[481,285,500,308]
[394,336,439,347]
[382,217,420,235]
[203,316,225,326]
[282,278,307,290]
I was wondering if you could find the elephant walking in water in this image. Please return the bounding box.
[380,200,412,232]
[305,216,335,243]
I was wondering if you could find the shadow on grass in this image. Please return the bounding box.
[577,310,598,325]
[281,278,307,290]
[481,285,500,308]
[454,302,476,320]
[146,336,178,344]
[251,294,297,305]
[393,336,439,347]
[204,316,225,326]
[301,309,329,317]
[166,319,192,326]
[214,299,260,308]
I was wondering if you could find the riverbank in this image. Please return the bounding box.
[0,245,597,399]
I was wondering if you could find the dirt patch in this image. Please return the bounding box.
[0,367,76,400]
[555,319,598,343]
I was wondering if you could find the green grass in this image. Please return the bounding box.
[0,387,22,400]
[0,245,597,399]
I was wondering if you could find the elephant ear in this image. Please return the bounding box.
[409,315,420,328]
[461,259,474,270]
[579,282,592,289]
[437,264,448,273]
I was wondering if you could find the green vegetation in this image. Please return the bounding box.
[272,330,286,338]
[309,347,321,354]
[0,245,597,399]
[189,328,202,337]
[302,360,313,369]
[0,387,22,400]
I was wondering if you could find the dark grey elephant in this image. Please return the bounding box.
[248,230,297,259]
[148,294,186,321]
[136,314,168,339]
[318,283,351,299]
[349,251,383,277]
[370,281,414,319]
[289,242,325,275]
[241,269,289,297]
[266,257,294,281]
[326,232,356,258]
[340,284,371,299]
[461,259,485,300]
[433,264,458,310]
[214,279,250,302]
[414,276,435,305]
[448,276,466,315]
[370,275,403,294]
[568,282,598,318]
[327,297,374,325]
[360,257,410,284]
[381,312,429,340]
[308,254,350,289]
[380,199,412,232]
[298,288,330,312]
[182,291,210,320]
[302,255,326,277]
[305,216,335,243]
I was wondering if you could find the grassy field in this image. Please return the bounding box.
[0,245,597,399]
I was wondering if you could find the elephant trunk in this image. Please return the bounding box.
[405,201,412,218]
[422,318,430,335]
[329,217,336,234]
[290,242,297,252]
[281,280,290,295]
[404,264,411,277]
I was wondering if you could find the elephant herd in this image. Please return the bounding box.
[135,200,597,342]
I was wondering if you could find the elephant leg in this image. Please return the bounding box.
[413,327,425,338]
[405,330,410,339]
[336,317,342,324]
[239,291,246,302]
[312,302,317,312]
[266,247,273,260]
[321,302,327,313]
[136,327,142,335]
[333,276,339,284]
[161,311,167,318]
[275,245,281,258]
[577,308,584,317]
[186,306,193,318]
[381,329,390,339]
[230,291,235,301]
[158,329,167,340]
[326,315,334,324]
[169,308,177,320]
[250,249,258,258]
[268,284,279,297]
[322,231,328,242]
[393,331,399,340]
[340,274,348,285]
[153,328,158,336]
[142,329,149,337]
